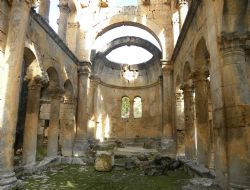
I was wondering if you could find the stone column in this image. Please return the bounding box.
[175,90,185,155]
[182,83,196,160]
[22,78,44,165]
[88,76,100,139]
[161,62,176,153]
[177,0,188,29]
[192,71,210,167]
[47,88,62,157]
[172,13,180,46]
[74,64,90,156]
[60,98,76,157]
[58,0,70,42]
[39,0,50,23]
[67,22,80,53]
[0,1,33,188]
[220,34,250,189]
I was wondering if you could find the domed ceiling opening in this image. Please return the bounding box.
[91,24,163,87]
[106,45,153,65]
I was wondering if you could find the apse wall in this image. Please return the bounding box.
[93,81,163,139]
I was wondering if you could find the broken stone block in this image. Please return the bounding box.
[94,151,113,172]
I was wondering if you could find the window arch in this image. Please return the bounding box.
[133,97,142,118]
[121,96,130,118]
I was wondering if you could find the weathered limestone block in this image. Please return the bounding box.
[94,151,113,172]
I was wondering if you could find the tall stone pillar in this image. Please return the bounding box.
[60,98,76,157]
[177,0,189,29]
[74,64,90,156]
[175,90,185,155]
[67,22,80,53]
[47,88,62,157]
[58,0,70,42]
[161,62,175,154]
[88,76,100,139]
[0,1,33,188]
[192,71,210,167]
[182,83,196,160]
[172,14,180,46]
[22,77,45,165]
[220,34,250,189]
[39,0,50,23]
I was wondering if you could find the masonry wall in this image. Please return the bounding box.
[93,82,163,139]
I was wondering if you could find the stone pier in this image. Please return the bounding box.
[47,88,62,157]
[0,0,33,188]
[74,64,91,156]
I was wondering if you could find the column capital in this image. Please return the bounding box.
[78,65,91,76]
[10,0,39,7]
[191,70,209,82]
[162,63,173,74]
[177,0,188,6]
[219,32,248,52]
[25,72,49,89]
[63,97,75,104]
[58,0,70,13]
[181,83,194,92]
[68,22,80,28]
[48,86,64,99]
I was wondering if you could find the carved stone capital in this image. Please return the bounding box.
[191,70,208,82]
[58,0,70,13]
[219,32,248,52]
[90,75,101,87]
[181,83,193,93]
[78,65,91,76]
[25,71,49,89]
[48,86,64,99]
[10,0,39,8]
[162,63,173,74]
[177,0,188,6]
[68,22,80,28]
[63,97,74,104]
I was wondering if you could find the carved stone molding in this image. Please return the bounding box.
[68,22,80,28]
[58,0,70,13]
[191,70,208,82]
[78,65,91,76]
[219,32,249,52]
[162,63,173,75]
[177,0,188,6]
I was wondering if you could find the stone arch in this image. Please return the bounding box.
[182,61,193,86]
[94,21,163,50]
[194,37,210,73]
[64,79,74,99]
[47,67,60,89]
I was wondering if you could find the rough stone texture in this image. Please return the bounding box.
[94,151,113,172]
[0,0,249,189]
[182,178,221,190]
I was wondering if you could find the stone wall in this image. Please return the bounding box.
[68,0,176,61]
[92,81,162,139]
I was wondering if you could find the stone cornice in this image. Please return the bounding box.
[30,9,90,68]
[171,0,200,63]
[98,79,160,90]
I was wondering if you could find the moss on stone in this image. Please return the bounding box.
[20,164,190,190]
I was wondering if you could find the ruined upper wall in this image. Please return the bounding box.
[68,0,175,61]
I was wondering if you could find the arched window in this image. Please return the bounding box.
[121,97,130,118]
[133,97,142,118]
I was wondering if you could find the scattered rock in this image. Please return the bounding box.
[182,178,221,190]
[115,140,125,148]
[94,151,113,172]
[143,139,156,149]
[137,154,149,161]
[125,158,136,170]
[144,166,165,176]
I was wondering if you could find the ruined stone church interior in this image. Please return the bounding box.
[0,0,249,189]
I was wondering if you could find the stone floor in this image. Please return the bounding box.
[18,164,190,190]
